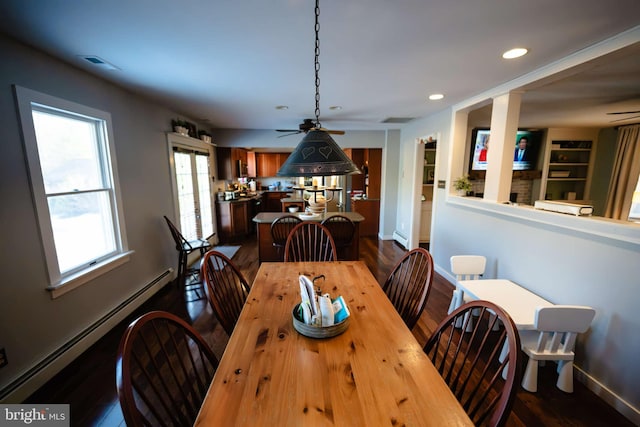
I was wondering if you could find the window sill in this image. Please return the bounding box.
[47,251,134,299]
[447,195,640,248]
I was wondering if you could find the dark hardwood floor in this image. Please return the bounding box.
[26,235,633,426]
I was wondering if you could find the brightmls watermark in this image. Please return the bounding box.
[1,405,69,426]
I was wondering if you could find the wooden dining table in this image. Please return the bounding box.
[195,261,473,426]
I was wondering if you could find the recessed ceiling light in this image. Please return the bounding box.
[275,105,289,110]
[79,55,120,71]
[329,105,342,110]
[502,48,528,59]
[428,94,444,101]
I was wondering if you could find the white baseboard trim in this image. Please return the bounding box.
[0,267,174,403]
[574,367,639,425]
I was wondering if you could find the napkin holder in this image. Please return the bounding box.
[292,304,350,338]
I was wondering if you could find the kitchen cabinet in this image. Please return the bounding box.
[247,151,256,177]
[345,148,382,198]
[216,200,250,242]
[262,191,291,212]
[255,152,289,177]
[217,147,248,180]
[351,198,380,237]
[345,149,366,192]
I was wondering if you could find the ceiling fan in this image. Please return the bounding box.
[606,109,640,123]
[276,119,345,137]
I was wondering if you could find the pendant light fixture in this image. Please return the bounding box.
[277,0,361,177]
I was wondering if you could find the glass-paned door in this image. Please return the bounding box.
[172,146,214,241]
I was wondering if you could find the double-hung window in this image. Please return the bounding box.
[14,86,130,298]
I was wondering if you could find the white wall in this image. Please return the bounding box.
[397,75,640,427]
[379,130,401,239]
[0,35,197,401]
[401,107,640,421]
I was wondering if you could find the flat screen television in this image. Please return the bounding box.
[469,128,544,172]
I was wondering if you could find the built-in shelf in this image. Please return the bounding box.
[542,140,594,201]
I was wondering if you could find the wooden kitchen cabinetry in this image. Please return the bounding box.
[216,200,249,242]
[345,148,381,198]
[255,152,289,177]
[262,191,291,212]
[217,147,248,180]
[351,199,380,237]
[345,149,366,192]
[247,151,256,177]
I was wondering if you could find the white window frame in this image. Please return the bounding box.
[14,85,131,298]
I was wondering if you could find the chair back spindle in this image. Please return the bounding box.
[201,250,251,336]
[284,221,337,262]
[270,215,303,260]
[424,300,522,427]
[382,248,434,330]
[116,311,219,427]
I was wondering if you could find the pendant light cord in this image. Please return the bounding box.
[314,0,321,129]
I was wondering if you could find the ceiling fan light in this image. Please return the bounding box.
[277,130,361,176]
[277,0,360,178]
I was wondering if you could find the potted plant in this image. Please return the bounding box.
[453,175,473,196]
[171,119,189,136]
[198,129,212,143]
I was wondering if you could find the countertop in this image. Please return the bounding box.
[217,193,262,203]
[253,211,365,223]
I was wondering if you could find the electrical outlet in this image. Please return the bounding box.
[0,348,7,368]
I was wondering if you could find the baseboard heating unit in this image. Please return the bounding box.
[534,200,594,216]
[0,267,174,403]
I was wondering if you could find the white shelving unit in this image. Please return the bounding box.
[540,140,595,202]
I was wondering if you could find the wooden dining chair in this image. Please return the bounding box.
[284,221,337,262]
[200,250,251,336]
[164,215,212,300]
[381,247,434,330]
[321,214,355,260]
[423,300,522,427]
[270,215,302,260]
[116,311,219,427]
[520,305,595,393]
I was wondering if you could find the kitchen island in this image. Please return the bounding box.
[253,211,365,262]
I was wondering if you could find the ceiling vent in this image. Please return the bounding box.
[79,55,120,71]
[381,117,414,124]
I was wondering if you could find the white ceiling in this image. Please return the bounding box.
[1,0,639,131]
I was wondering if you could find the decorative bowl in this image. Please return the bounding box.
[308,200,326,208]
[292,304,349,338]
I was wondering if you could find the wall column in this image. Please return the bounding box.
[484,91,522,202]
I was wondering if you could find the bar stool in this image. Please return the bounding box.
[270,215,302,260]
[163,215,211,300]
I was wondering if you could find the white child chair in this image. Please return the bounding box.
[520,305,596,393]
[448,255,487,313]
[448,255,487,330]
